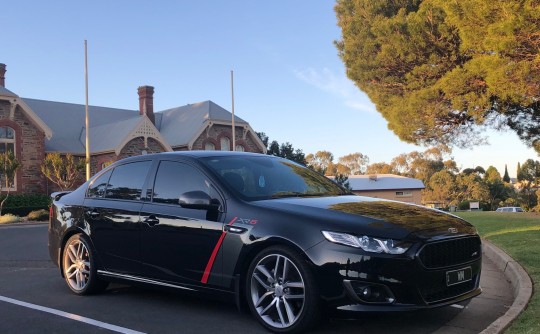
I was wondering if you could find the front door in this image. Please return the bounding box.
[140,160,224,286]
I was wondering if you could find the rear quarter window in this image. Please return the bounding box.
[106,161,152,200]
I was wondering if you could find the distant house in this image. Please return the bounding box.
[345,174,425,205]
[0,63,266,194]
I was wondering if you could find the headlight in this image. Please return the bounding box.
[322,231,411,254]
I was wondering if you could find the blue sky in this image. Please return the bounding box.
[2,1,537,177]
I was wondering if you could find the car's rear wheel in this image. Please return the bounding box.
[62,234,108,295]
[246,246,320,333]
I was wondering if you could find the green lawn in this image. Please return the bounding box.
[455,212,540,334]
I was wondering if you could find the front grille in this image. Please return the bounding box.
[418,236,481,269]
[420,275,478,303]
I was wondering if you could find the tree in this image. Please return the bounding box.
[454,173,490,206]
[423,170,457,207]
[41,153,85,191]
[257,133,306,165]
[503,164,511,183]
[333,173,351,190]
[335,0,540,152]
[338,152,370,175]
[484,166,512,210]
[0,151,22,216]
[306,151,334,175]
[365,162,395,175]
[389,148,449,184]
[516,159,540,209]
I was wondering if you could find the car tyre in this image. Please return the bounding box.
[62,234,108,295]
[246,245,320,333]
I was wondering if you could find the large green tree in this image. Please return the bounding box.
[335,0,540,152]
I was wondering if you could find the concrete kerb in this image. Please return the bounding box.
[480,239,534,334]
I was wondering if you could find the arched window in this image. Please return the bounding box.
[235,144,245,152]
[220,137,230,151]
[205,142,215,150]
[0,126,15,154]
[0,126,16,190]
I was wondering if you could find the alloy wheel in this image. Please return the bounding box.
[63,239,91,291]
[250,253,305,329]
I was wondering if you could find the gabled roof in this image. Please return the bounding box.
[156,100,248,147]
[81,116,172,154]
[346,174,425,191]
[22,98,256,154]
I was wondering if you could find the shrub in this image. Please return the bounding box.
[0,214,21,224]
[0,194,51,216]
[27,209,49,221]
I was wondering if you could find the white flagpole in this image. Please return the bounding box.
[85,40,90,180]
[231,70,235,151]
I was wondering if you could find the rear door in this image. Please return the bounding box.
[139,159,225,286]
[84,160,152,275]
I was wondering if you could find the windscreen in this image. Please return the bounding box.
[201,155,349,200]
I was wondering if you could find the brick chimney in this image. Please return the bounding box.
[138,85,155,124]
[0,64,6,87]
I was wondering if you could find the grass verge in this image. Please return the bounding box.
[456,212,540,334]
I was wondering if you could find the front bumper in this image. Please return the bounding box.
[305,237,482,311]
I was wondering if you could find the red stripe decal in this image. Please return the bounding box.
[201,217,237,284]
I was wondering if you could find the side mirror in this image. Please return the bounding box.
[179,191,220,210]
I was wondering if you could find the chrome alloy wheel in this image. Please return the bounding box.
[250,254,305,329]
[63,239,91,291]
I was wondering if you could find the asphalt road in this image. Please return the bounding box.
[0,223,513,334]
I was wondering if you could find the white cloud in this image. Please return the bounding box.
[293,67,376,113]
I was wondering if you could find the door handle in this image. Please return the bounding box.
[224,225,247,234]
[144,215,160,227]
[86,210,99,219]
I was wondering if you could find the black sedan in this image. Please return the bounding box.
[48,151,482,333]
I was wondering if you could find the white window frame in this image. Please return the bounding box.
[220,137,231,151]
[0,126,17,191]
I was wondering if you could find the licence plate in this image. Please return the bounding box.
[446,267,472,286]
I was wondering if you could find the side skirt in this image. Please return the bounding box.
[97,270,197,291]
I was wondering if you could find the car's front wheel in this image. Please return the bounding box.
[62,234,108,295]
[246,246,320,333]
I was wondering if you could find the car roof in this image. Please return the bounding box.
[108,151,276,166]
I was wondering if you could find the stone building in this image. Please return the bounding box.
[0,63,266,194]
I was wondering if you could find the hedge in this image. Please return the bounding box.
[0,194,51,216]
